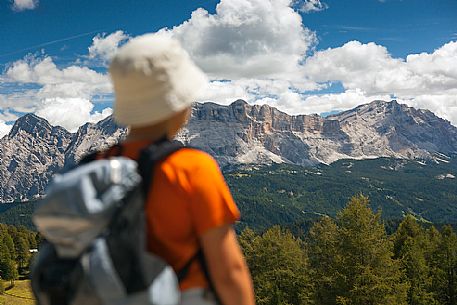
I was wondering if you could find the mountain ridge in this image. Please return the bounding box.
[0,99,456,202]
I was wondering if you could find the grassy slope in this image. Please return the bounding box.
[0,280,34,305]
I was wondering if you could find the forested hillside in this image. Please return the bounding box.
[0,224,38,292]
[227,156,457,231]
[240,195,457,305]
[0,155,456,232]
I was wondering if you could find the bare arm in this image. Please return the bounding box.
[200,225,255,305]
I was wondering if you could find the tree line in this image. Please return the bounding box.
[239,195,457,305]
[0,223,38,291]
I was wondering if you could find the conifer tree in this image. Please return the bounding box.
[240,226,314,305]
[2,234,15,260]
[433,225,457,305]
[0,259,18,286]
[15,236,29,270]
[308,216,342,305]
[309,195,408,305]
[392,215,438,305]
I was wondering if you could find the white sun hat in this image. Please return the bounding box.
[109,33,207,127]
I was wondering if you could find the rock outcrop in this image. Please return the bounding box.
[1,99,456,202]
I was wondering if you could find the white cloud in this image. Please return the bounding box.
[164,0,324,118]
[4,54,112,113]
[164,0,317,80]
[301,89,392,115]
[2,3,457,132]
[249,88,390,116]
[2,53,113,131]
[88,31,130,64]
[397,94,457,126]
[0,121,12,139]
[297,0,328,13]
[6,56,111,98]
[200,78,322,107]
[35,98,112,132]
[200,80,252,105]
[303,40,457,96]
[406,41,457,85]
[161,1,457,125]
[11,0,38,11]
[300,40,457,124]
[0,110,19,123]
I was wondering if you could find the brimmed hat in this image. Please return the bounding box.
[109,33,207,127]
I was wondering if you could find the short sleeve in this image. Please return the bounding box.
[188,154,240,236]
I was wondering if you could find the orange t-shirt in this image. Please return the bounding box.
[108,140,240,290]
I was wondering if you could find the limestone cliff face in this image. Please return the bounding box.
[177,100,345,166]
[0,114,72,202]
[64,116,127,169]
[329,100,457,160]
[1,99,456,202]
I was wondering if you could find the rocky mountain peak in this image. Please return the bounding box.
[330,100,457,158]
[9,113,52,138]
[1,100,457,202]
[63,115,127,169]
[8,113,71,142]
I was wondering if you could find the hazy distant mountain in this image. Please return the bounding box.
[0,99,456,202]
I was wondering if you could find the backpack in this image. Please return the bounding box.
[31,139,198,305]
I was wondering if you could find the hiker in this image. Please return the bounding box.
[108,34,256,305]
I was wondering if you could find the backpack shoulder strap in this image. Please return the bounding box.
[77,144,123,166]
[137,139,184,197]
[137,139,222,301]
[77,151,99,165]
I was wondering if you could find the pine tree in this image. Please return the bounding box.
[2,233,16,260]
[308,216,342,305]
[240,226,314,305]
[308,195,408,305]
[0,259,18,286]
[433,225,457,305]
[392,215,438,305]
[15,236,29,270]
[393,215,423,258]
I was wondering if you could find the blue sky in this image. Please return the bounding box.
[1,0,457,135]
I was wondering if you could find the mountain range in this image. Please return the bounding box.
[0,99,456,203]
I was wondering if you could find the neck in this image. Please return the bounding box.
[125,127,170,143]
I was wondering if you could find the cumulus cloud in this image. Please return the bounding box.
[164,0,317,80]
[162,0,329,119]
[397,94,457,126]
[297,0,328,13]
[303,40,457,96]
[6,56,111,98]
[35,98,112,131]
[248,88,391,116]
[2,54,113,131]
[300,40,457,124]
[163,0,448,120]
[11,0,38,11]
[88,31,130,64]
[2,1,457,131]
[0,110,19,123]
[301,89,392,115]
[200,78,322,107]
[5,54,112,113]
[0,121,12,138]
